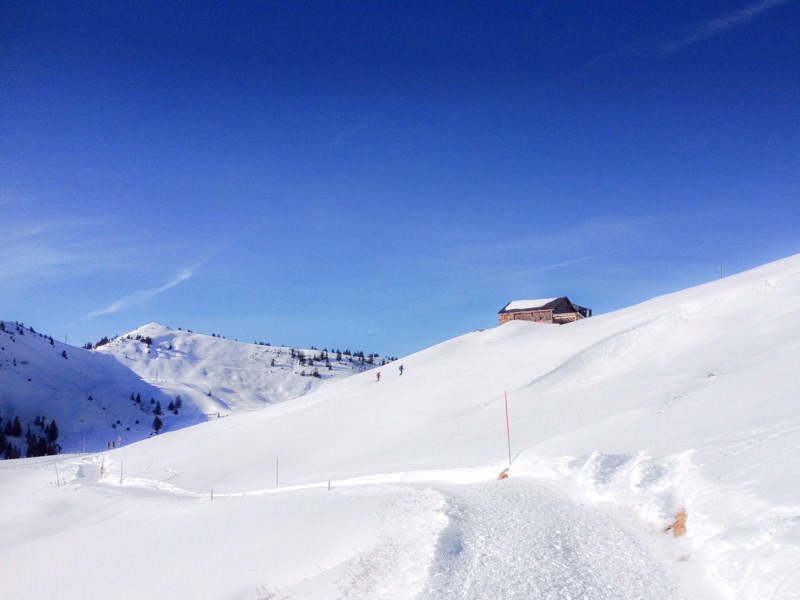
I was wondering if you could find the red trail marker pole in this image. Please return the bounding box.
[505,390,512,467]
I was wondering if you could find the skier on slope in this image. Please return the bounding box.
[399,364,404,376]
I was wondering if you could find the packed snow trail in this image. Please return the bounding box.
[81,459,698,599]
[419,478,685,600]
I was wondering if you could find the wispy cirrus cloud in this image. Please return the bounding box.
[84,267,196,319]
[469,250,621,287]
[0,217,127,284]
[591,0,792,65]
[438,215,653,269]
[660,0,792,55]
[370,216,650,306]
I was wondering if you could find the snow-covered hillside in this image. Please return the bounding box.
[2,254,800,599]
[0,321,384,459]
[93,323,384,414]
[0,321,204,455]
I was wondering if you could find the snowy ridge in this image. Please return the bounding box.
[2,253,800,598]
[94,323,384,415]
[0,321,205,454]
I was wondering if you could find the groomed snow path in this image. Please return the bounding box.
[419,478,683,600]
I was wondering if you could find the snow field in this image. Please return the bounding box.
[1,450,705,600]
[1,454,448,599]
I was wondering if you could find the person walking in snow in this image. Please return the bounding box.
[399,364,404,376]
[376,371,381,382]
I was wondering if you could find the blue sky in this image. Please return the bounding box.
[2,1,798,357]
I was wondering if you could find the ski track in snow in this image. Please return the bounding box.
[419,479,682,600]
[80,458,686,599]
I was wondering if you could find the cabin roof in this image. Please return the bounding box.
[498,298,560,313]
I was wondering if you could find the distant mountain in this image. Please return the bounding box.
[0,320,204,456]
[92,323,387,416]
[0,321,386,458]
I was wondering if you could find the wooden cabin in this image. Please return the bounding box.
[497,297,591,325]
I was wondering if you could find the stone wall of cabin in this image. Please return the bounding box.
[499,310,586,325]
[498,310,554,325]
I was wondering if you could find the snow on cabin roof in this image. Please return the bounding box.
[501,298,558,312]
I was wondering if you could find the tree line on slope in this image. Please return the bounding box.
[0,413,60,459]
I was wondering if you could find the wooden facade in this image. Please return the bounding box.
[497,297,591,325]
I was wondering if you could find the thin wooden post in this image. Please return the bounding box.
[54,464,60,488]
[211,489,214,501]
[120,459,124,485]
[505,391,512,467]
[276,457,279,487]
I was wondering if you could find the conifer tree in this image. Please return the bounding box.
[4,443,20,459]
[153,416,163,434]
[47,420,58,443]
[26,436,36,458]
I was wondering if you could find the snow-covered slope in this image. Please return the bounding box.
[93,323,381,414]
[0,322,204,454]
[2,254,800,599]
